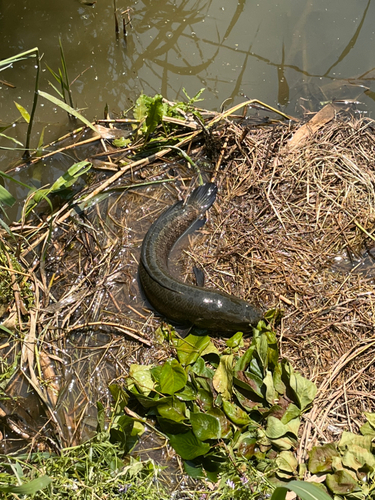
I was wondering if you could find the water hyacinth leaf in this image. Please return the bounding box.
[222,400,251,426]
[255,332,269,371]
[38,90,98,133]
[249,357,263,380]
[226,331,243,348]
[271,481,332,500]
[129,364,154,396]
[174,334,211,366]
[14,101,30,123]
[168,431,210,460]
[325,470,359,495]
[109,384,129,409]
[269,435,296,451]
[343,444,375,469]
[364,412,375,429]
[157,400,186,422]
[308,443,339,474]
[131,393,173,409]
[0,185,16,207]
[266,416,290,439]
[0,475,52,494]
[159,359,187,395]
[190,411,221,441]
[213,354,233,400]
[273,364,286,395]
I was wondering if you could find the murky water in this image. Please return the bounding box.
[2,0,375,175]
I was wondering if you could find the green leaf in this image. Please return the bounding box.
[338,431,373,452]
[266,416,289,439]
[213,354,233,400]
[263,369,276,404]
[282,361,317,410]
[207,407,232,438]
[226,331,243,348]
[190,412,221,441]
[175,384,197,401]
[325,470,359,495]
[234,371,264,399]
[183,461,204,479]
[157,399,186,422]
[50,161,91,192]
[14,101,30,123]
[145,94,164,136]
[129,364,154,396]
[271,481,332,500]
[308,444,339,474]
[159,359,187,395]
[281,404,301,424]
[168,431,210,460]
[234,345,255,372]
[276,451,298,473]
[191,357,214,378]
[38,90,98,133]
[255,331,269,371]
[222,400,251,426]
[174,334,211,366]
[0,475,52,494]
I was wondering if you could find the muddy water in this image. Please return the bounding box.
[1,0,375,175]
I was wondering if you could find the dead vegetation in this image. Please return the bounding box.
[1,101,375,471]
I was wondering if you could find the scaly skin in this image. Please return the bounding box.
[139,183,262,333]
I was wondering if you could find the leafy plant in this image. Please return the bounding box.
[123,320,317,482]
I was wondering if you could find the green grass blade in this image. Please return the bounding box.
[0,185,16,207]
[0,133,24,147]
[0,47,38,69]
[0,475,52,494]
[38,91,98,133]
[0,171,33,190]
[14,101,30,123]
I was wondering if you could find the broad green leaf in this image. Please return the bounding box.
[183,461,204,479]
[360,421,375,437]
[129,364,154,396]
[133,93,151,122]
[175,384,197,401]
[308,444,339,474]
[273,364,286,394]
[281,404,301,424]
[325,470,359,495]
[191,357,214,378]
[338,431,372,452]
[190,411,221,440]
[197,388,213,411]
[234,345,255,372]
[0,185,16,207]
[38,90,98,133]
[14,101,30,123]
[283,361,317,410]
[213,354,233,400]
[157,416,190,434]
[0,475,51,494]
[342,444,375,469]
[145,94,164,135]
[207,407,232,438]
[226,331,243,348]
[269,435,296,451]
[271,481,332,500]
[364,412,375,429]
[263,369,276,404]
[168,431,210,460]
[276,451,298,473]
[234,371,263,399]
[266,416,289,439]
[159,359,187,395]
[174,334,211,366]
[222,400,251,426]
[237,436,258,459]
[157,400,186,422]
